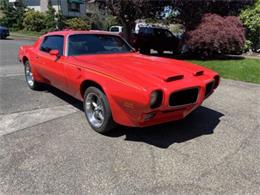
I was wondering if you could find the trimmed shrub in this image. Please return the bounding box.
[185,13,245,57]
[64,18,90,30]
[23,10,46,32]
[240,0,260,52]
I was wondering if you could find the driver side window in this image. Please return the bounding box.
[40,35,64,55]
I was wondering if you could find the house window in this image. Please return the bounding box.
[68,2,80,12]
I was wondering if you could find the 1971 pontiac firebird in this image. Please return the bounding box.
[19,30,220,134]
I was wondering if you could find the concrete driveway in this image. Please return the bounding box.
[0,39,259,194]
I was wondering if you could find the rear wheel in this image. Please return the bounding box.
[140,47,150,55]
[24,60,41,90]
[83,87,116,134]
[157,49,164,55]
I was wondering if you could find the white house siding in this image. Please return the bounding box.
[9,0,86,17]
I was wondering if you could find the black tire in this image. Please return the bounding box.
[24,60,41,90]
[83,87,116,134]
[140,47,150,55]
[157,49,164,55]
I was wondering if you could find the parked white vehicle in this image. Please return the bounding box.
[109,26,123,33]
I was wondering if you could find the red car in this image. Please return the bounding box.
[18,30,220,134]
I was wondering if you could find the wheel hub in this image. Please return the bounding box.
[25,64,34,86]
[85,93,105,128]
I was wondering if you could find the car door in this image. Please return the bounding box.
[37,35,67,91]
[164,30,178,51]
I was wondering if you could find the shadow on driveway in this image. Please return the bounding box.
[44,85,224,149]
[109,106,224,148]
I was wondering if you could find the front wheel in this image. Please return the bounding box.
[24,60,41,90]
[83,87,116,134]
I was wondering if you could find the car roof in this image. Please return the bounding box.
[45,30,119,36]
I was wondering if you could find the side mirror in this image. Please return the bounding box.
[49,49,59,56]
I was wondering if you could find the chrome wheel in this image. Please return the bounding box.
[85,93,105,128]
[25,63,34,87]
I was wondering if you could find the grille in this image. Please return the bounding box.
[205,81,214,98]
[169,88,199,107]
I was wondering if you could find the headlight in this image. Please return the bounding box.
[150,90,163,109]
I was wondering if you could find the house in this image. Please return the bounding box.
[8,0,86,17]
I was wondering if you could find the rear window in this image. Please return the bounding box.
[154,29,173,38]
[139,27,154,36]
[110,27,119,32]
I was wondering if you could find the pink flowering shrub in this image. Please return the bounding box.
[185,13,245,57]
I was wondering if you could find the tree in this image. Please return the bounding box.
[23,9,46,32]
[240,0,260,51]
[170,0,255,31]
[56,10,66,30]
[105,0,168,40]
[0,0,26,29]
[185,14,245,57]
[64,18,90,30]
[87,3,117,30]
[45,0,56,31]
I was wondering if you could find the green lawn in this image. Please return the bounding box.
[10,31,42,40]
[188,58,260,84]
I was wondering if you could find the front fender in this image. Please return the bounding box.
[78,69,150,126]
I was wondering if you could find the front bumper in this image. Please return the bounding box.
[132,77,219,127]
[138,103,199,127]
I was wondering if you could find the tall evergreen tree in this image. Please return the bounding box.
[45,0,56,31]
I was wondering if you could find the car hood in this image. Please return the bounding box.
[72,53,213,90]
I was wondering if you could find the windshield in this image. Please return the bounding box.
[68,34,132,56]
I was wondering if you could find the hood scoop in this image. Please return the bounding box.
[164,74,184,82]
[152,73,184,82]
[194,70,204,76]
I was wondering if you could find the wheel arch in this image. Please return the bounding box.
[80,80,106,98]
[22,56,29,65]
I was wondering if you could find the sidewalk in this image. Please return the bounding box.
[226,54,260,60]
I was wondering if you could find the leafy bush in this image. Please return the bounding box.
[243,40,253,52]
[240,0,260,52]
[44,1,56,31]
[87,4,117,30]
[0,0,25,30]
[185,13,245,57]
[64,18,90,30]
[56,10,66,30]
[23,10,46,32]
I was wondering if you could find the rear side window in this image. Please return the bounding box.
[139,27,154,36]
[40,35,64,55]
